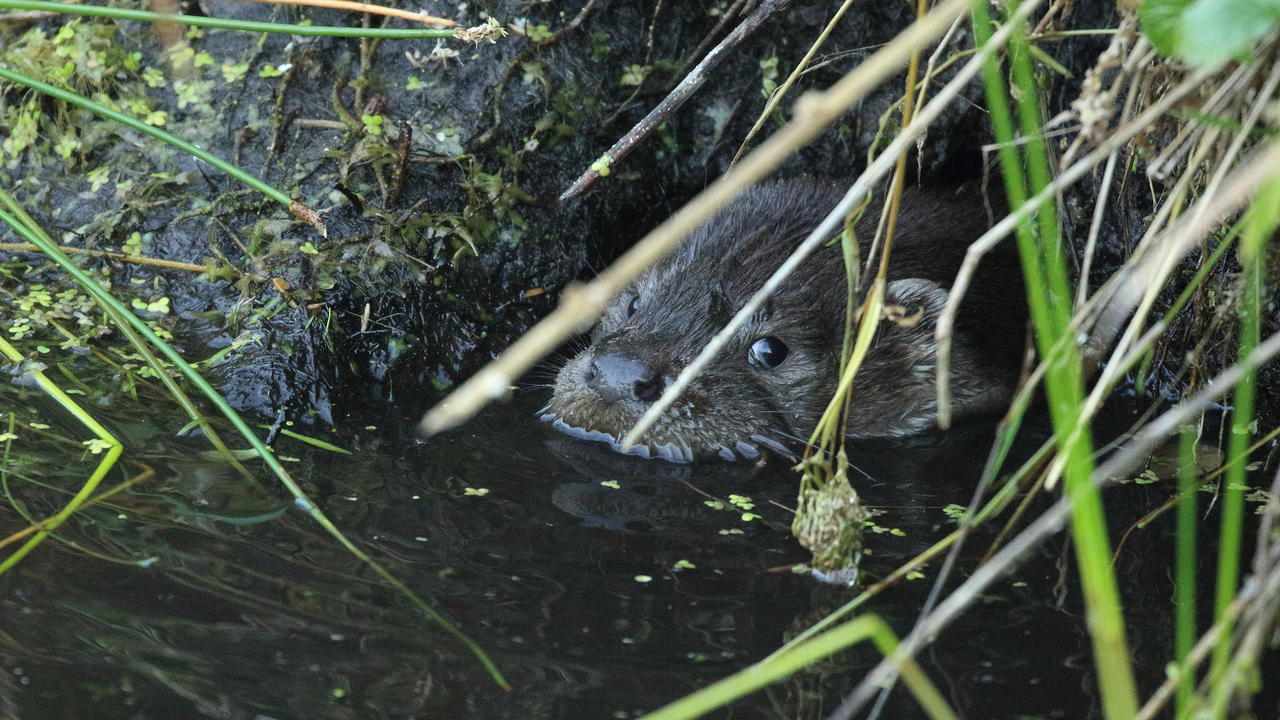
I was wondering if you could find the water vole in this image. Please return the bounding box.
[543,180,1025,462]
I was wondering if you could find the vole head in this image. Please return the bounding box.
[543,181,972,462]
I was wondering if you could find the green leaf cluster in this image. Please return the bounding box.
[1,19,169,166]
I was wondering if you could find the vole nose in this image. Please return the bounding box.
[585,353,666,404]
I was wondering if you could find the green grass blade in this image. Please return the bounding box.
[260,426,353,454]
[973,0,1139,716]
[0,0,455,37]
[1209,172,1280,683]
[1175,426,1199,715]
[0,336,121,573]
[0,190,254,479]
[640,615,958,720]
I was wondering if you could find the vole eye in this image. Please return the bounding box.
[747,337,788,369]
[627,295,640,318]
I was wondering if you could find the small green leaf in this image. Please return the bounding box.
[83,438,114,454]
[525,23,552,43]
[589,154,612,176]
[142,67,166,87]
[221,63,250,83]
[86,166,111,192]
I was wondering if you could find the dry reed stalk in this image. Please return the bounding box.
[0,243,209,272]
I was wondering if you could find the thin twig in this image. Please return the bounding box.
[222,0,455,26]
[0,9,53,21]
[1090,141,1280,377]
[1038,78,1280,490]
[1132,585,1248,720]
[729,0,857,166]
[857,126,1275,704]
[559,0,792,201]
[1148,61,1259,180]
[1074,137,1122,308]
[1136,460,1280,719]
[912,12,969,179]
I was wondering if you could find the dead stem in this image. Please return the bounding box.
[827,326,1280,720]
[1133,469,1280,719]
[729,0,858,166]
[223,0,455,27]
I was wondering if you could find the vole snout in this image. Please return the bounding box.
[585,353,668,405]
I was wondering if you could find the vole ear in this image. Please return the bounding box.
[883,278,948,329]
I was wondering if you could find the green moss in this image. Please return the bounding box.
[1,18,155,168]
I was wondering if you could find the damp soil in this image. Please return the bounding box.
[4,368,1277,720]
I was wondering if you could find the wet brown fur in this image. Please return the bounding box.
[545,179,1026,461]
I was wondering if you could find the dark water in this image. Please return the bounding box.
[2,380,1277,720]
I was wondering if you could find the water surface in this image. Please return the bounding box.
[2,383,1271,719]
